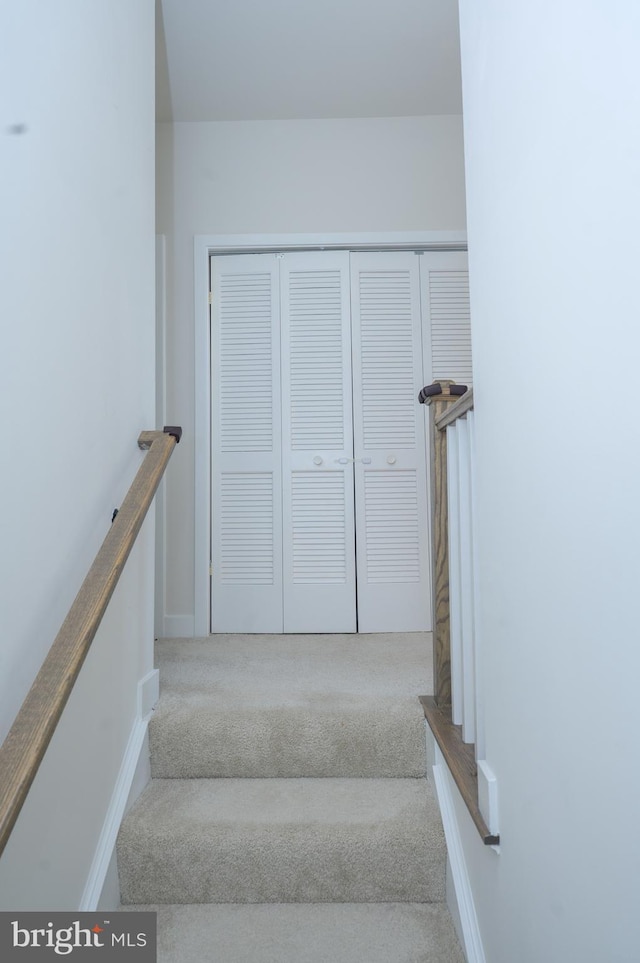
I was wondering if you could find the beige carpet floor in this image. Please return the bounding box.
[124,903,464,963]
[118,632,464,962]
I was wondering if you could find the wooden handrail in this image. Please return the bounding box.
[435,387,474,431]
[0,427,181,858]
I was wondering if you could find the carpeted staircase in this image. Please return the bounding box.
[117,634,465,962]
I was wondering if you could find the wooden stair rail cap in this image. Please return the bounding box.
[0,427,181,858]
[418,380,468,406]
[434,388,474,432]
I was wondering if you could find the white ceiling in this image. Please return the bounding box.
[156,0,462,122]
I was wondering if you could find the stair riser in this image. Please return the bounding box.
[118,830,444,904]
[149,706,427,779]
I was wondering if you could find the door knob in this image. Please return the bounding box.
[386,455,397,465]
[313,456,323,466]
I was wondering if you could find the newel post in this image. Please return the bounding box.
[419,380,467,708]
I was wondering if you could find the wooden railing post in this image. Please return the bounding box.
[418,386,498,844]
[419,381,467,708]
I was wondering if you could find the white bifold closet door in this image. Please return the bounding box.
[211,251,356,633]
[280,252,356,632]
[211,254,283,632]
[350,252,430,632]
[211,249,470,634]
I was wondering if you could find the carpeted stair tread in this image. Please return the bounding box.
[122,903,465,963]
[117,777,445,905]
[151,633,430,778]
[154,634,432,699]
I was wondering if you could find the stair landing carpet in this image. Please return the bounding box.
[118,633,465,963]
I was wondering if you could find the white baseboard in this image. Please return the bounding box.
[432,746,486,963]
[161,614,195,638]
[446,854,465,952]
[79,671,158,911]
[138,668,159,719]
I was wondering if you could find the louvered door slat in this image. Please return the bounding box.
[288,268,346,452]
[219,473,274,584]
[291,472,347,583]
[364,472,421,583]
[358,267,417,453]
[218,272,275,453]
[422,258,472,386]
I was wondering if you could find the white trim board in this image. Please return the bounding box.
[79,670,159,911]
[432,744,487,963]
[193,230,468,637]
[155,235,167,640]
[162,614,195,639]
[196,230,466,255]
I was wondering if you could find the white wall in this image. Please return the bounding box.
[156,115,467,627]
[458,3,640,960]
[0,0,156,908]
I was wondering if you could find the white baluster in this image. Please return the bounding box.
[446,423,463,726]
[467,410,485,758]
[457,416,476,745]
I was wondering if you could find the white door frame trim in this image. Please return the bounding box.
[155,235,167,639]
[193,231,467,636]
